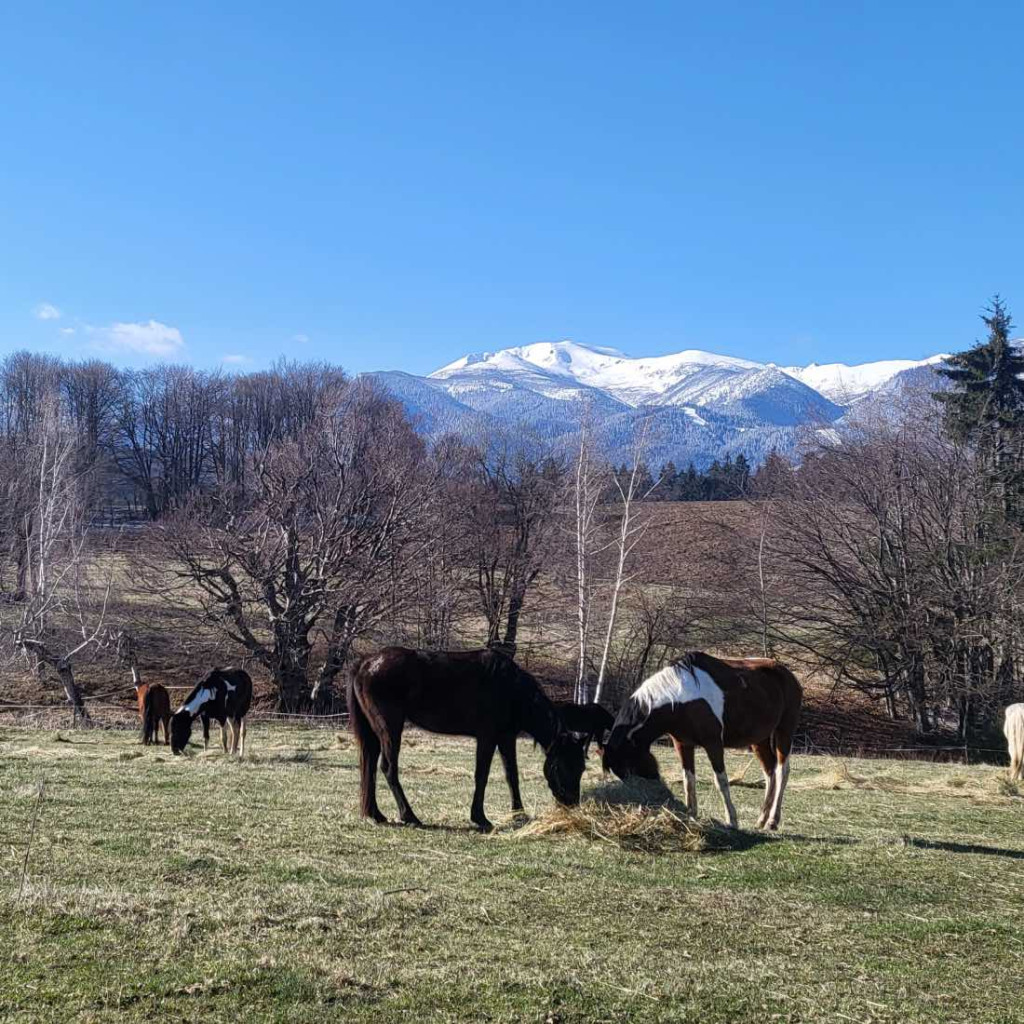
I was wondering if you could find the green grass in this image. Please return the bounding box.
[1,727,1023,1023]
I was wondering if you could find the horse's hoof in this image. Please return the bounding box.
[474,819,494,833]
[400,816,424,828]
[767,821,780,832]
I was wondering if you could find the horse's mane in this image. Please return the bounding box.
[506,664,561,748]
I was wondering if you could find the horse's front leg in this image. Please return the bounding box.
[497,733,523,813]
[705,741,738,829]
[201,713,211,750]
[471,736,498,832]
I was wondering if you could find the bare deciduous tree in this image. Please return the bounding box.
[143,381,426,709]
[594,417,661,703]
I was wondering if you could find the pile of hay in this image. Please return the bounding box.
[512,777,738,854]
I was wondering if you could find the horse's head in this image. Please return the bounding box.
[601,723,661,781]
[169,710,193,754]
[543,732,586,806]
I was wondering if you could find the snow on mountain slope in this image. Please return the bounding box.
[667,365,844,425]
[368,339,949,468]
[782,355,948,403]
[431,340,761,407]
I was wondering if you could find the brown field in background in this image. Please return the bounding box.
[0,502,950,758]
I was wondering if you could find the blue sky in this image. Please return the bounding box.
[2,2,1021,375]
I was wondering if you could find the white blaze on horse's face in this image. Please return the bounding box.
[181,686,216,716]
[628,663,726,736]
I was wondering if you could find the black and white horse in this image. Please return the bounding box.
[170,668,253,756]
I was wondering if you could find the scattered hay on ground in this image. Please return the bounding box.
[510,777,744,854]
[796,759,1022,804]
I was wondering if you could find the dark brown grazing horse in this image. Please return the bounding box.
[136,681,171,746]
[348,647,586,832]
[603,652,802,830]
[554,701,615,754]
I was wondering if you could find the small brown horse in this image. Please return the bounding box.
[603,652,802,830]
[135,679,171,746]
[348,647,586,831]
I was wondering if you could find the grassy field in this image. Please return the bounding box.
[1,726,1023,1023]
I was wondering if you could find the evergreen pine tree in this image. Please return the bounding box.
[936,297,1024,520]
[733,452,751,495]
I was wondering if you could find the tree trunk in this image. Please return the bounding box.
[275,663,309,713]
[311,605,359,712]
[57,663,92,726]
[502,585,526,649]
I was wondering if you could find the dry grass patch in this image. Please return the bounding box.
[796,758,1023,805]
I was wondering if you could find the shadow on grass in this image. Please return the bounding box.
[906,837,1024,860]
[371,818,487,835]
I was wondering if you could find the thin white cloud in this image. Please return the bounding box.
[59,327,76,336]
[35,302,61,321]
[89,320,185,357]
[221,353,250,365]
[291,333,310,344]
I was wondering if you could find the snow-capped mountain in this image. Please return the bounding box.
[782,355,949,403]
[364,340,946,468]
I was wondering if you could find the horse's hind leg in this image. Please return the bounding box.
[752,741,778,830]
[497,733,523,813]
[470,736,498,832]
[221,720,230,753]
[238,718,247,757]
[379,717,421,827]
[705,741,738,828]
[766,734,794,831]
[672,739,698,817]
[353,705,387,823]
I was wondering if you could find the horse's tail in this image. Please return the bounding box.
[769,660,803,757]
[1004,705,1024,780]
[347,659,382,818]
[142,687,156,745]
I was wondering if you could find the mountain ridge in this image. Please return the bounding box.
[365,340,948,468]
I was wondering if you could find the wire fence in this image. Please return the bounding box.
[0,699,350,733]
[0,699,1010,765]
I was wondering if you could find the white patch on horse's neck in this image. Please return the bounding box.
[181,686,216,716]
[630,663,726,727]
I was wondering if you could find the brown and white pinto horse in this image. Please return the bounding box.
[135,678,171,746]
[170,668,253,756]
[603,652,802,830]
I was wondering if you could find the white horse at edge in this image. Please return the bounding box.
[1004,703,1024,781]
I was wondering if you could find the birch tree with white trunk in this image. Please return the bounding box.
[594,417,660,705]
